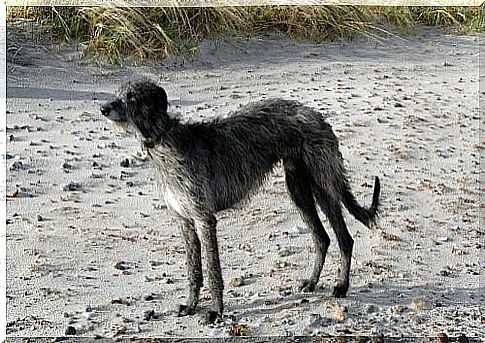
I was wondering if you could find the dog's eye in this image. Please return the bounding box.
[126,91,133,101]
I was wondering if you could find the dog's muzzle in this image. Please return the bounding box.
[100,99,124,122]
[100,102,113,117]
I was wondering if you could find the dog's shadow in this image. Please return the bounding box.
[227,282,480,319]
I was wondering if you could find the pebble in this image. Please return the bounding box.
[62,182,82,192]
[290,225,307,235]
[7,187,20,198]
[278,248,291,257]
[10,161,27,170]
[437,332,449,343]
[209,328,228,337]
[64,325,77,335]
[307,313,324,328]
[437,236,449,243]
[365,304,376,313]
[120,158,131,167]
[229,276,245,287]
[111,298,132,306]
[113,261,131,270]
[440,270,451,277]
[143,309,156,321]
[62,162,74,171]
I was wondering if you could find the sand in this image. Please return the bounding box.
[5,22,483,339]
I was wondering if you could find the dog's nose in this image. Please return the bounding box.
[100,103,111,116]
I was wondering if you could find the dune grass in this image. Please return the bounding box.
[6,5,484,62]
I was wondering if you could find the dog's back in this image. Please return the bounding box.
[154,99,341,213]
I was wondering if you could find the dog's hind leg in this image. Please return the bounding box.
[313,187,353,298]
[284,160,330,293]
[198,214,224,324]
[177,218,203,316]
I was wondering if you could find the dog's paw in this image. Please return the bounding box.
[332,284,348,298]
[177,304,196,317]
[201,310,222,325]
[298,279,316,293]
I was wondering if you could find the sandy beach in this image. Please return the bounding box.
[6,22,483,339]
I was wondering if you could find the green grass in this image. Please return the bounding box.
[7,5,483,62]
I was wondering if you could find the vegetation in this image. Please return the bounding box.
[7,5,484,62]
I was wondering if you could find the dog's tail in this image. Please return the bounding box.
[342,176,380,228]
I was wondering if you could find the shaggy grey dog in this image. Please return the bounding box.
[101,80,380,324]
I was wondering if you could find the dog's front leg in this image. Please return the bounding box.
[177,218,203,317]
[198,214,224,324]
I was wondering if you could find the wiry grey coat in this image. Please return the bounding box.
[101,80,380,324]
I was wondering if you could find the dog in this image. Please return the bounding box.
[100,80,380,324]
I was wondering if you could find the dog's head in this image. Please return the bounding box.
[101,80,169,146]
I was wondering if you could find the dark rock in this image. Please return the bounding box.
[65,325,76,335]
[120,158,130,168]
[63,182,82,192]
[143,309,155,321]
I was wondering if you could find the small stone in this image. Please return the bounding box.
[376,117,388,123]
[149,260,163,267]
[120,158,130,168]
[229,323,249,336]
[437,332,449,343]
[264,298,279,306]
[365,304,376,313]
[114,261,131,270]
[411,298,424,311]
[278,248,291,257]
[440,270,451,277]
[229,276,245,287]
[111,298,131,306]
[307,314,323,327]
[62,182,82,192]
[209,328,227,337]
[393,305,404,315]
[65,326,76,335]
[143,309,155,321]
[62,162,74,171]
[144,294,154,301]
[290,225,307,235]
[10,161,27,170]
[437,236,449,243]
[335,306,345,322]
[7,187,19,198]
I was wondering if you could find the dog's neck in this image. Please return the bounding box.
[140,113,182,149]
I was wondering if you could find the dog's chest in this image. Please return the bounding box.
[149,146,194,217]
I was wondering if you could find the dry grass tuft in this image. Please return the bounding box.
[7,5,483,62]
